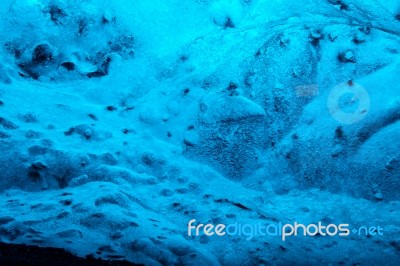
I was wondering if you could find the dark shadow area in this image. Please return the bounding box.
[0,242,142,266]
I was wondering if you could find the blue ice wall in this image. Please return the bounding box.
[0,0,399,265]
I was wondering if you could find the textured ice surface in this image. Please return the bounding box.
[0,0,399,265]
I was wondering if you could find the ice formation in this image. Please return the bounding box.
[0,0,399,265]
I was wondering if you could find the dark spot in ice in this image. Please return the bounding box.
[17,62,40,79]
[232,202,251,211]
[77,18,88,36]
[123,106,135,112]
[359,26,371,35]
[309,30,323,47]
[340,3,349,10]
[31,162,47,171]
[32,44,54,65]
[25,130,42,139]
[64,127,75,136]
[101,56,112,71]
[0,117,18,129]
[107,255,126,260]
[224,17,235,28]
[101,15,116,25]
[91,213,106,219]
[61,62,75,71]
[110,232,123,240]
[180,55,188,62]
[0,227,24,241]
[390,240,400,252]
[4,42,22,59]
[0,216,15,225]
[300,206,310,212]
[160,188,174,197]
[279,246,287,252]
[141,152,161,166]
[184,139,195,147]
[175,188,188,194]
[28,145,49,156]
[48,5,67,24]
[338,50,356,63]
[19,113,38,123]
[88,114,98,121]
[30,204,42,210]
[352,36,366,45]
[123,129,129,134]
[57,212,70,219]
[87,71,106,78]
[18,71,28,78]
[28,162,47,181]
[227,82,238,91]
[0,131,11,138]
[29,173,43,184]
[203,194,213,199]
[106,105,117,111]
[328,1,348,10]
[87,56,112,78]
[215,198,252,211]
[98,245,115,254]
[183,88,190,95]
[59,199,73,206]
[385,158,400,172]
[335,126,345,140]
[130,222,139,227]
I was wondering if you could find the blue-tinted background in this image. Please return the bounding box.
[0,0,399,265]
